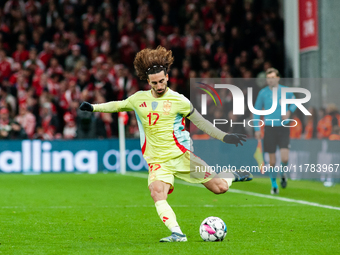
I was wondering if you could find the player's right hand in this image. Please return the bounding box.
[79,101,93,112]
[223,133,247,147]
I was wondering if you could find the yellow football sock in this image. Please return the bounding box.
[155,200,179,231]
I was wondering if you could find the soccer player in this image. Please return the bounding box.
[79,46,251,242]
[253,68,296,194]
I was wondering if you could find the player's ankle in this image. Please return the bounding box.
[171,226,183,235]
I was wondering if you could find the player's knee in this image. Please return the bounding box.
[150,186,166,201]
[214,184,228,194]
[150,188,161,198]
[219,184,229,194]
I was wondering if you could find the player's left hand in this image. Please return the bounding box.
[223,133,247,147]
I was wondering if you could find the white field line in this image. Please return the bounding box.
[0,204,299,209]
[127,172,340,211]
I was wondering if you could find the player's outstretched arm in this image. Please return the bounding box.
[79,100,133,113]
[188,108,247,147]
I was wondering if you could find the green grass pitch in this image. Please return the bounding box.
[1,172,339,255]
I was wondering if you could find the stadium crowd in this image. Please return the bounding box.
[0,0,339,140]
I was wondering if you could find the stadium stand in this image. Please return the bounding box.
[0,0,337,140]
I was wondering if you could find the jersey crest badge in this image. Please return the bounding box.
[152,101,158,111]
[163,100,172,115]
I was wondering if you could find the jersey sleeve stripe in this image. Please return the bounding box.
[186,108,195,118]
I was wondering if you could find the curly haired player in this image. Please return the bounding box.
[79,46,251,242]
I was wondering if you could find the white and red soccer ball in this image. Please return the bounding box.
[199,216,227,242]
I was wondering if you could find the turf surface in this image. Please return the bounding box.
[0,172,339,255]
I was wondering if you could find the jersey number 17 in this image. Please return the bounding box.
[147,113,160,125]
